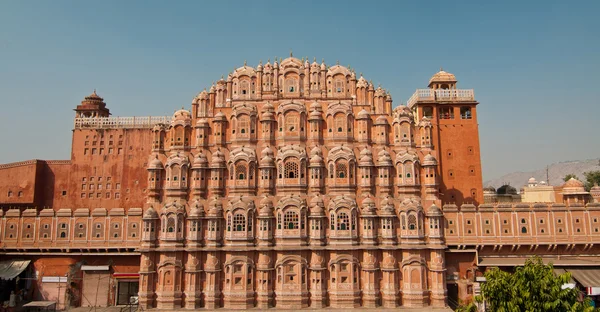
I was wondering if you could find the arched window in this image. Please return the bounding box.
[236,164,247,180]
[285,113,299,133]
[336,162,347,178]
[521,226,527,234]
[335,80,344,93]
[408,215,417,230]
[240,80,250,96]
[285,161,299,179]
[284,211,299,229]
[167,217,175,233]
[337,212,349,231]
[238,115,250,135]
[334,114,345,132]
[233,213,246,231]
[286,78,297,92]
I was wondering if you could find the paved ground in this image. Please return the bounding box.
[60,306,453,312]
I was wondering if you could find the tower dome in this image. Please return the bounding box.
[428,68,457,89]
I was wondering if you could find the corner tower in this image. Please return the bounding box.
[407,69,483,205]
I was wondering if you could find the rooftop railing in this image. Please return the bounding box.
[407,89,475,108]
[74,116,170,129]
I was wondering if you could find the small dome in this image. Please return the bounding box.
[429,68,457,85]
[423,154,438,166]
[310,194,325,216]
[483,186,496,193]
[189,200,205,218]
[148,155,163,169]
[374,86,386,97]
[563,178,584,188]
[310,153,324,165]
[193,152,208,168]
[309,110,322,120]
[258,196,274,217]
[213,111,226,121]
[210,149,226,167]
[171,109,191,123]
[196,118,209,126]
[261,111,275,120]
[256,61,263,71]
[359,148,374,166]
[357,109,370,120]
[207,197,223,217]
[260,155,275,168]
[261,145,274,156]
[528,177,537,183]
[357,75,368,88]
[562,178,588,195]
[427,204,443,216]
[380,197,395,215]
[310,101,321,111]
[84,90,104,101]
[143,206,158,219]
[377,149,392,166]
[263,102,274,111]
[375,115,388,125]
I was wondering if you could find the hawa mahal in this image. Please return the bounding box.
[1,54,599,309]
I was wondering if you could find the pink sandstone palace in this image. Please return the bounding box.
[1,55,600,310]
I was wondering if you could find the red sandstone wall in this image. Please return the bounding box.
[419,104,483,206]
[49,128,153,210]
[0,160,40,206]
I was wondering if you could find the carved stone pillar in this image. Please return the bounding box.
[138,252,156,309]
[183,252,202,309]
[309,250,326,308]
[429,249,448,307]
[203,251,222,309]
[361,250,379,308]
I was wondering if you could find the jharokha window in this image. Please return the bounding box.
[335,115,345,132]
[236,164,247,180]
[286,78,297,93]
[284,211,299,230]
[238,116,250,136]
[284,161,299,179]
[285,115,299,133]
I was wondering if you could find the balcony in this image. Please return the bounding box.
[74,116,170,129]
[407,89,475,108]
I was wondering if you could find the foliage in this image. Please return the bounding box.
[583,170,600,191]
[564,174,579,182]
[475,256,595,312]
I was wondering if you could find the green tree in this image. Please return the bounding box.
[466,257,595,312]
[583,170,600,191]
[564,174,579,182]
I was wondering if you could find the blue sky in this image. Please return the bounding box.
[0,0,598,181]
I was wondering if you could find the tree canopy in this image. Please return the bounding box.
[458,257,596,312]
[564,174,579,182]
[583,170,600,191]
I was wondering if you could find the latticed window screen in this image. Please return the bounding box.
[284,211,299,229]
[336,162,347,178]
[236,164,247,180]
[286,115,298,132]
[335,80,343,93]
[233,213,246,231]
[238,117,249,134]
[408,215,417,230]
[284,161,299,179]
[335,116,345,132]
[337,212,350,231]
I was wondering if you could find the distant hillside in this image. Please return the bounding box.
[484,158,600,190]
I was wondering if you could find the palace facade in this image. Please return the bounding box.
[2,55,600,310]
